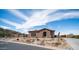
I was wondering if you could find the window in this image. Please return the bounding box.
[43,32,46,37]
[31,32,36,37]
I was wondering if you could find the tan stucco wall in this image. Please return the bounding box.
[36,30,53,38]
[27,33,31,38]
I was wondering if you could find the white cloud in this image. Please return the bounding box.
[17,9,58,29]
[0,25,11,29]
[1,19,20,26]
[43,11,79,23]
[8,9,29,21]
[1,19,21,29]
[2,10,79,33]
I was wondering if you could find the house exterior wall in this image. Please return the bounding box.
[28,29,54,38]
[27,33,32,38]
[36,30,54,38]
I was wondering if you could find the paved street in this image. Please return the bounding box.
[0,41,51,50]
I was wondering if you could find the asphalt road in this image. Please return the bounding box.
[0,41,51,50]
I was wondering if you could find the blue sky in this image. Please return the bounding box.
[0,9,79,35]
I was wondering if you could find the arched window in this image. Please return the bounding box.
[43,32,46,37]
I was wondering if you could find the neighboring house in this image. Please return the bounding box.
[28,28,55,38]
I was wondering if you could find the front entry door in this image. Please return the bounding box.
[43,32,47,37]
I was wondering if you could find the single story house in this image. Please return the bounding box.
[28,28,55,38]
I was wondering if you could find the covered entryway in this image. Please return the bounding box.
[43,32,47,37]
